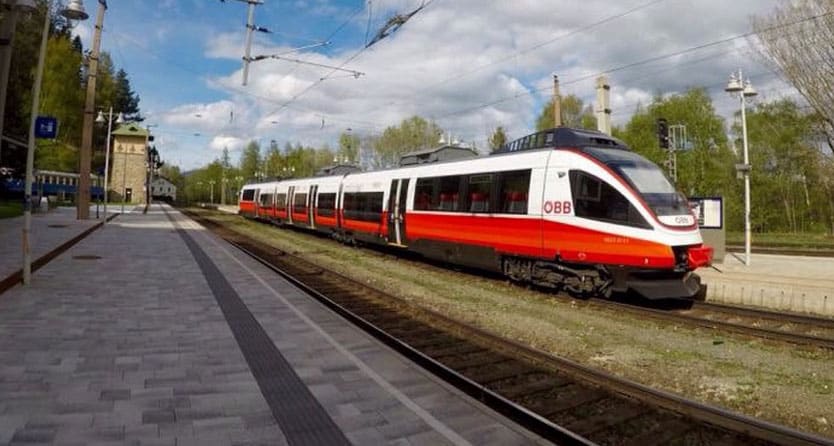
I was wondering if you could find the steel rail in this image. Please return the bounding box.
[597,300,834,350]
[184,210,834,446]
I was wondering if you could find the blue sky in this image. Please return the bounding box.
[73,0,788,170]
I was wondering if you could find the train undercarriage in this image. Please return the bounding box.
[501,256,704,301]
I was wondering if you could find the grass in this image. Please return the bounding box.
[726,231,834,250]
[0,200,22,219]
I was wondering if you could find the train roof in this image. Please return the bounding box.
[493,127,628,155]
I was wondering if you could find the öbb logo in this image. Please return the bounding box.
[543,201,572,214]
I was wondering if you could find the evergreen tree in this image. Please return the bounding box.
[113,69,142,121]
[488,126,508,152]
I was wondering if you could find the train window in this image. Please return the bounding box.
[414,178,434,210]
[498,170,531,214]
[533,132,544,148]
[293,193,307,213]
[468,174,492,213]
[545,132,554,145]
[317,193,336,217]
[241,189,255,201]
[569,171,650,229]
[414,175,462,211]
[258,193,272,206]
[276,193,287,210]
[438,176,461,211]
[343,192,383,222]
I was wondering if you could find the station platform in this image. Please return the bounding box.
[699,252,834,317]
[0,204,544,445]
[0,205,127,290]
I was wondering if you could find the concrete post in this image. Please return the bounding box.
[595,75,611,135]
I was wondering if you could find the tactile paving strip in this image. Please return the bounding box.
[169,213,350,445]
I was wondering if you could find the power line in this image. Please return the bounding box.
[434,9,834,120]
[386,0,670,109]
[263,0,439,118]
[108,30,387,132]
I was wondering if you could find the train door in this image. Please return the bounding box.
[308,185,318,229]
[287,186,295,224]
[386,179,409,246]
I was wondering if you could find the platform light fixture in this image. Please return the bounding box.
[22,0,92,285]
[95,108,123,224]
[725,69,757,266]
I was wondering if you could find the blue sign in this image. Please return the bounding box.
[35,116,58,139]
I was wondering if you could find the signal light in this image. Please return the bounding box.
[657,118,670,149]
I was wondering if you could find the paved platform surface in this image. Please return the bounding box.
[0,206,125,284]
[699,252,834,316]
[0,204,545,445]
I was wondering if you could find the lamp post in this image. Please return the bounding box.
[95,108,123,225]
[235,175,243,203]
[725,69,757,266]
[76,0,106,220]
[23,0,88,285]
[143,124,157,207]
[221,176,228,205]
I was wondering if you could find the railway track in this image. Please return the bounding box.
[592,299,834,351]
[726,245,834,258]
[185,210,833,446]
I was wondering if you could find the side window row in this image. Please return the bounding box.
[250,169,532,217]
[414,169,531,214]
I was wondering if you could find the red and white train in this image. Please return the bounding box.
[239,127,713,300]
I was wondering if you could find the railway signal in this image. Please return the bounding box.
[656,118,670,149]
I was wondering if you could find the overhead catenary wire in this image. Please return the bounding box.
[384,0,671,110]
[433,9,834,121]
[263,0,438,119]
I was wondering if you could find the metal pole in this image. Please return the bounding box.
[144,126,150,208]
[121,140,127,213]
[102,107,112,224]
[77,0,106,220]
[23,5,50,285]
[740,74,751,266]
[241,0,256,85]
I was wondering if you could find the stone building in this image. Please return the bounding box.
[109,123,148,204]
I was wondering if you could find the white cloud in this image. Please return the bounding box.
[209,135,248,152]
[166,0,791,168]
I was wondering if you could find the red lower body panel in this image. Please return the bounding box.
[406,213,676,269]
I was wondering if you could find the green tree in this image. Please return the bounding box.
[239,140,261,180]
[370,116,443,168]
[32,35,85,171]
[741,99,832,233]
[753,0,834,153]
[488,126,508,152]
[536,95,596,131]
[612,88,736,224]
[338,131,360,163]
[263,140,283,177]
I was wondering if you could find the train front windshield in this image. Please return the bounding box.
[582,147,690,217]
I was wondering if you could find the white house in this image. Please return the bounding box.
[151,176,177,202]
